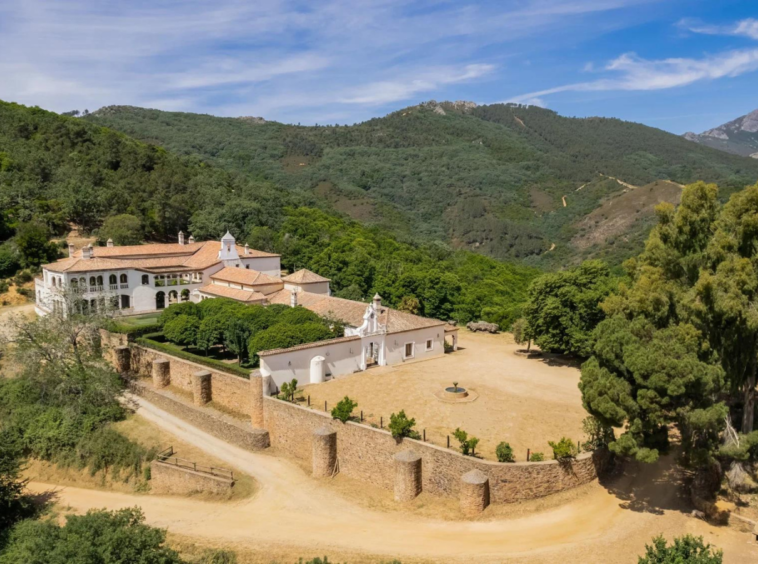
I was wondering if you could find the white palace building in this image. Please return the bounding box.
[35,232,458,387]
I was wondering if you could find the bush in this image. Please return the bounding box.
[496,441,515,463]
[582,416,614,451]
[197,548,238,564]
[12,269,33,285]
[248,322,333,362]
[548,437,578,460]
[638,534,722,563]
[0,280,8,294]
[279,379,299,402]
[0,244,20,278]
[16,287,33,299]
[163,314,200,347]
[388,410,420,439]
[331,396,358,423]
[158,302,200,326]
[452,428,479,456]
[0,507,183,563]
[529,452,545,462]
[105,321,162,337]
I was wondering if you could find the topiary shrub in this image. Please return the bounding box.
[331,396,357,423]
[548,437,578,460]
[496,441,515,463]
[529,452,545,462]
[388,410,420,439]
[452,428,479,456]
[162,314,200,347]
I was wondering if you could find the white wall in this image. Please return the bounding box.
[260,337,363,389]
[384,326,445,366]
[241,256,281,276]
[132,285,158,312]
[284,281,330,295]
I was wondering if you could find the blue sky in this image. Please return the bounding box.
[1,0,757,133]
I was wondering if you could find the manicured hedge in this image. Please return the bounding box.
[106,321,162,338]
[136,333,251,379]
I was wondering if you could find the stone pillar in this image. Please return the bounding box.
[250,373,264,428]
[312,426,338,478]
[261,374,273,397]
[460,469,490,516]
[394,450,422,502]
[151,358,170,389]
[192,370,212,406]
[114,346,131,373]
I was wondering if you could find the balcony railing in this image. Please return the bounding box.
[109,284,118,290]
[120,283,128,289]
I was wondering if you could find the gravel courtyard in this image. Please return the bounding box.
[302,330,588,461]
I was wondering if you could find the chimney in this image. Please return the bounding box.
[188,235,195,244]
[244,243,249,256]
[82,245,92,260]
[68,243,75,257]
[178,231,185,245]
[373,293,382,310]
[290,289,298,308]
[106,238,114,248]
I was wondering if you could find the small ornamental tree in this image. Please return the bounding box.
[279,378,298,402]
[162,314,200,347]
[548,437,578,460]
[452,428,480,456]
[196,314,226,355]
[331,396,358,423]
[529,452,545,462]
[638,535,722,564]
[511,317,531,351]
[495,441,515,463]
[582,416,615,451]
[388,410,420,439]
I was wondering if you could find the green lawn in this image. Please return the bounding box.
[116,313,161,327]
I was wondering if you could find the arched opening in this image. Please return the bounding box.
[96,275,103,287]
[89,276,96,287]
[142,274,149,285]
[120,273,128,284]
[71,279,78,290]
[156,291,166,310]
[180,289,189,302]
[120,295,130,309]
[109,274,117,285]
[168,290,178,304]
[79,277,86,288]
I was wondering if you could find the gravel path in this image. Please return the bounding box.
[27,396,758,563]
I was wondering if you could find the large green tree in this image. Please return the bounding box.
[524,260,617,357]
[98,214,144,246]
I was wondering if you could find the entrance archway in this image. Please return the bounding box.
[156,291,165,310]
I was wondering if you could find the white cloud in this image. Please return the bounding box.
[0,0,660,123]
[683,17,758,40]
[509,48,758,103]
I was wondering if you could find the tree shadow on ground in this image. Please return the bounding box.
[600,453,692,516]
[28,486,61,509]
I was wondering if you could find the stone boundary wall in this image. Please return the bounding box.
[264,397,609,504]
[103,332,252,417]
[150,460,234,496]
[133,381,269,451]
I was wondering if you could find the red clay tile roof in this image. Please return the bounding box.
[258,335,361,357]
[44,240,278,273]
[197,284,267,303]
[282,269,330,283]
[211,266,282,286]
[266,290,445,333]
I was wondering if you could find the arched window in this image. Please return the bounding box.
[142,274,149,285]
[168,290,178,303]
[79,277,85,287]
[180,289,189,301]
[109,274,117,285]
[96,275,103,286]
[120,273,128,284]
[156,291,166,310]
[52,278,57,287]
[71,279,78,288]
[89,276,96,287]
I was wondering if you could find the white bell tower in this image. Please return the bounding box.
[218,231,241,266]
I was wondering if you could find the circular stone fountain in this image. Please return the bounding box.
[444,386,469,400]
[434,383,479,403]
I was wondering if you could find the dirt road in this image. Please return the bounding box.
[29,397,758,564]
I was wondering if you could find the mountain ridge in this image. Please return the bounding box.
[683,108,758,158]
[84,101,758,267]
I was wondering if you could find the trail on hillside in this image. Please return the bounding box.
[28,397,757,564]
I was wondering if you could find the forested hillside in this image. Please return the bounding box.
[0,100,537,325]
[86,102,758,267]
